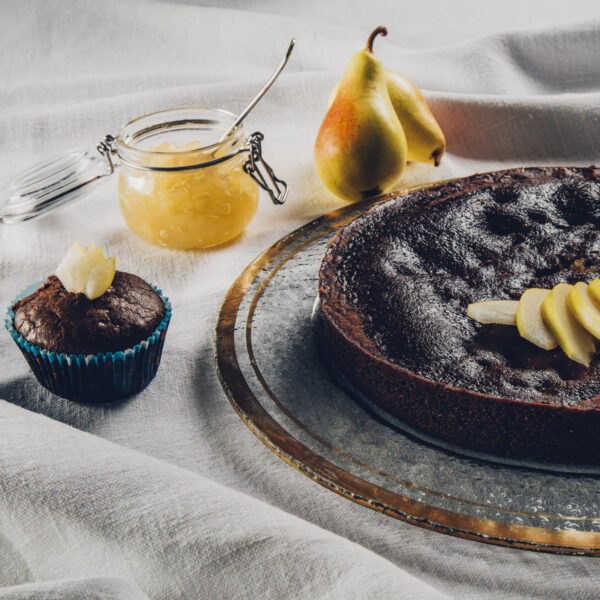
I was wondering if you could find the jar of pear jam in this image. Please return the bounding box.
[115,108,285,249]
[0,107,286,239]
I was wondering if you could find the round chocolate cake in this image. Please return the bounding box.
[12,271,165,355]
[319,166,600,465]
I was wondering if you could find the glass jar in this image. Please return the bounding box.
[1,107,287,247]
[117,108,260,249]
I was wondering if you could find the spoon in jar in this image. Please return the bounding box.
[217,38,296,144]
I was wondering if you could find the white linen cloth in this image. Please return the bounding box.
[2,1,600,597]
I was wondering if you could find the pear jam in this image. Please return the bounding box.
[116,109,259,250]
[119,141,258,249]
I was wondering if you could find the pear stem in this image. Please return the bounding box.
[367,26,387,53]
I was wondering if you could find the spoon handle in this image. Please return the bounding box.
[219,38,296,142]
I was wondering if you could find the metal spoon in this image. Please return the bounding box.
[218,38,296,143]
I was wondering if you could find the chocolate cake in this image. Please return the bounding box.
[319,166,600,465]
[12,271,165,355]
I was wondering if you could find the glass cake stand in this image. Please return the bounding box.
[215,188,600,555]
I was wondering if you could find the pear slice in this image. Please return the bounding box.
[75,243,106,286]
[55,242,116,300]
[541,283,596,366]
[567,282,600,340]
[55,242,85,293]
[588,278,600,306]
[516,288,557,350]
[85,257,116,300]
[467,300,518,325]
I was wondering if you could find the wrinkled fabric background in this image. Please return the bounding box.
[2,1,600,598]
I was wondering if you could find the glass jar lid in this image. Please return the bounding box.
[0,143,115,224]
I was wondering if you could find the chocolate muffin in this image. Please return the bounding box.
[12,272,165,355]
[6,270,171,403]
[319,166,600,466]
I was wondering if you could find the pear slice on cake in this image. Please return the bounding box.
[467,281,600,365]
[467,300,518,325]
[516,288,557,350]
[567,281,600,340]
[587,278,600,306]
[55,242,116,300]
[541,283,596,366]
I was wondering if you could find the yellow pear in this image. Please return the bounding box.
[328,70,446,167]
[384,70,446,166]
[516,288,557,350]
[567,281,600,340]
[541,283,595,366]
[467,300,518,325]
[314,27,408,202]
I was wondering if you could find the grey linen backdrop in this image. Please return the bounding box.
[2,1,600,598]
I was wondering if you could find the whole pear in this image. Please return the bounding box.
[314,27,408,202]
[328,70,446,166]
[385,70,446,166]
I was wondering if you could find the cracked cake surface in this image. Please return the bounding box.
[319,166,600,464]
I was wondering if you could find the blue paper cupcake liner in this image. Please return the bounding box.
[5,280,172,403]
